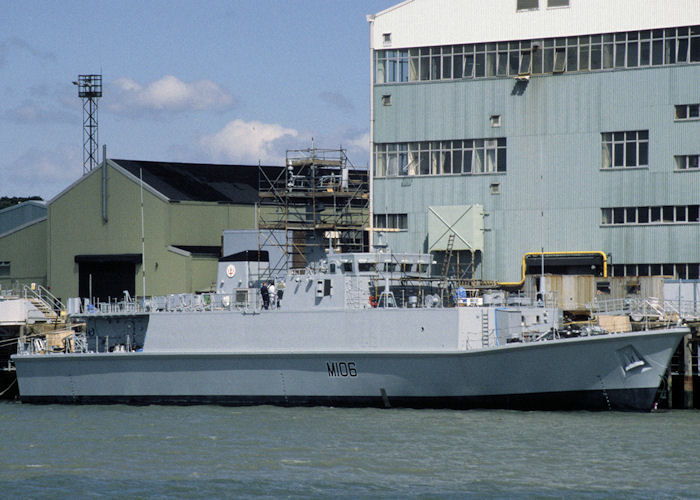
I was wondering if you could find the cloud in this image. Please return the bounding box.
[0,37,56,67]
[347,131,370,154]
[319,91,354,111]
[5,100,76,124]
[301,129,370,167]
[200,119,299,164]
[198,121,370,168]
[2,144,81,200]
[107,75,234,115]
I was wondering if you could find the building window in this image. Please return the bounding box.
[675,155,700,170]
[490,115,501,127]
[601,205,700,225]
[419,48,430,80]
[610,262,700,279]
[517,0,539,11]
[382,94,392,106]
[374,213,408,230]
[375,51,386,83]
[553,45,567,72]
[374,25,700,85]
[0,261,9,277]
[374,138,506,177]
[675,104,700,120]
[519,48,532,75]
[383,33,392,46]
[601,131,648,168]
[490,183,501,195]
[548,0,569,7]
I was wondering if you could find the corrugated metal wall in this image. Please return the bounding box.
[373,65,700,281]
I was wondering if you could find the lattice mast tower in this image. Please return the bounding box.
[73,74,102,174]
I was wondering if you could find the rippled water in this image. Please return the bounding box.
[1,402,698,498]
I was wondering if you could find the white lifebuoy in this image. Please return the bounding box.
[226,264,236,278]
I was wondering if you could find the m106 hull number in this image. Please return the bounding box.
[326,361,357,377]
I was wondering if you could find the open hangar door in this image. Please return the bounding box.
[75,254,141,302]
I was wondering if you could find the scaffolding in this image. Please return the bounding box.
[258,146,369,278]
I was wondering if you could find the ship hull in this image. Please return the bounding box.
[13,328,685,411]
[18,389,656,412]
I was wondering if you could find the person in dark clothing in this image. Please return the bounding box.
[260,281,270,310]
[276,288,283,308]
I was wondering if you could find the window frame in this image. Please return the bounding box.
[373,25,700,86]
[675,104,700,121]
[373,213,408,230]
[601,130,649,169]
[517,0,539,11]
[674,154,700,171]
[601,205,700,225]
[374,139,507,178]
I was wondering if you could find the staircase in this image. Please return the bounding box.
[23,285,65,323]
[28,298,58,321]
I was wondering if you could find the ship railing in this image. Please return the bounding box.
[589,297,699,323]
[84,291,265,315]
[588,298,629,315]
[72,333,89,353]
[17,337,43,355]
[0,289,20,299]
[16,331,90,355]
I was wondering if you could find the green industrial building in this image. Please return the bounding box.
[1,159,283,302]
[0,201,47,292]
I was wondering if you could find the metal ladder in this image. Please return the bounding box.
[440,233,455,285]
[481,311,490,347]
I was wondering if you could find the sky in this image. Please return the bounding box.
[1,1,398,201]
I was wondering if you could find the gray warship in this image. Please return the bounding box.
[12,247,687,411]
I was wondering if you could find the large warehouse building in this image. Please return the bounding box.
[47,159,283,302]
[0,159,283,302]
[0,152,369,304]
[368,0,700,283]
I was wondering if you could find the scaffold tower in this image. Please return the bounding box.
[258,146,369,278]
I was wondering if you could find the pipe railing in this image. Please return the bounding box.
[588,297,700,322]
[75,291,265,316]
[23,284,65,313]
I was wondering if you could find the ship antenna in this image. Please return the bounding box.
[140,168,147,299]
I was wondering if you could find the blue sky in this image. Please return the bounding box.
[1,1,397,200]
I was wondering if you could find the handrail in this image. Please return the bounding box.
[74,292,266,316]
[23,284,65,313]
[588,297,700,322]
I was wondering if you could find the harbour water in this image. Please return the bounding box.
[1,402,698,498]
